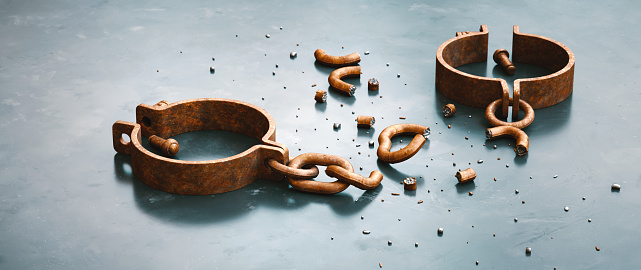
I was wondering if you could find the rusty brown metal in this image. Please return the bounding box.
[443,104,456,117]
[356,115,375,128]
[377,124,430,164]
[285,153,352,194]
[455,168,476,183]
[493,49,516,76]
[403,177,417,190]
[368,78,379,91]
[266,159,319,179]
[112,98,289,195]
[148,135,179,157]
[314,90,327,103]
[325,165,383,190]
[329,66,361,96]
[485,126,529,156]
[485,98,535,129]
[314,49,361,67]
[436,25,575,119]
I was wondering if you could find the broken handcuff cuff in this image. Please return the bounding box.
[436,25,574,155]
[112,25,573,196]
[113,99,429,195]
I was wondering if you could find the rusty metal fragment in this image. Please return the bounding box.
[404,177,417,190]
[356,115,375,128]
[377,124,429,164]
[443,104,456,117]
[485,97,535,129]
[368,78,379,91]
[455,168,476,183]
[493,49,516,76]
[314,49,361,67]
[329,66,361,96]
[485,126,529,156]
[315,90,327,103]
[112,98,289,195]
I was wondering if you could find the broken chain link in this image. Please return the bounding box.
[377,124,430,164]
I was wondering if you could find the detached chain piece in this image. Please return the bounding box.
[377,124,430,164]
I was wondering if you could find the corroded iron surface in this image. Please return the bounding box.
[112,98,289,195]
[377,124,430,164]
[435,25,575,117]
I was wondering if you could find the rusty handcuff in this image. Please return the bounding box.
[113,99,401,195]
[436,25,575,126]
[112,99,430,195]
[436,25,575,155]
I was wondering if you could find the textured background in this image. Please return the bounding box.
[1,0,640,269]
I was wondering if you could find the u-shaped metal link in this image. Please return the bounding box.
[377,124,430,164]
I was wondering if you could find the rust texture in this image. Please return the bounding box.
[356,115,375,128]
[485,97,535,129]
[456,168,476,183]
[377,124,430,164]
[443,104,456,117]
[403,177,417,190]
[325,165,383,190]
[148,135,179,157]
[493,49,516,76]
[112,98,289,195]
[266,159,319,179]
[314,49,361,67]
[485,126,529,156]
[368,78,379,91]
[328,66,361,96]
[314,90,327,103]
[436,25,574,118]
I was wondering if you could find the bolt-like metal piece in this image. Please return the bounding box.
[209,67,215,73]
[526,247,532,254]
[455,168,476,183]
[315,90,327,103]
[290,51,297,58]
[333,123,341,130]
[148,135,179,157]
[388,240,392,245]
[443,104,456,117]
[404,177,417,190]
[363,230,371,234]
[369,140,375,147]
[437,227,444,235]
[493,49,516,76]
[612,184,621,190]
[356,115,375,128]
[368,78,379,91]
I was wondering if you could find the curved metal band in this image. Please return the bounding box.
[328,66,361,96]
[112,98,289,195]
[485,98,535,129]
[314,49,361,67]
[325,166,383,190]
[377,124,430,164]
[436,25,575,116]
[485,126,529,156]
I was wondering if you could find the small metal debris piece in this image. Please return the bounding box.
[356,115,375,128]
[612,184,621,190]
[525,247,532,254]
[493,145,497,149]
[522,200,525,204]
[514,218,518,222]
[272,71,276,75]
[386,63,389,66]
[388,240,392,245]
[448,124,451,128]
[443,104,456,117]
[363,230,371,234]
[275,64,279,68]
[455,168,476,183]
[465,136,469,140]
[415,242,419,247]
[356,144,361,147]
[582,197,586,200]
[369,140,375,147]
[554,175,558,178]
[493,49,516,76]
[468,115,472,118]
[397,73,401,78]
[391,193,400,196]
[476,261,479,265]
[290,51,297,58]
[209,67,215,73]
[379,262,382,268]
[588,219,592,222]
[595,246,600,251]
[364,51,370,55]
[564,206,569,212]
[212,57,215,61]
[366,78,379,91]
[477,159,483,164]
[404,177,417,190]
[506,164,510,168]
[280,26,283,30]
[437,227,444,235]
[333,123,341,129]
[265,34,270,38]
[417,200,423,204]
[361,216,364,220]
[399,117,406,120]
[515,189,519,194]
[469,192,473,196]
